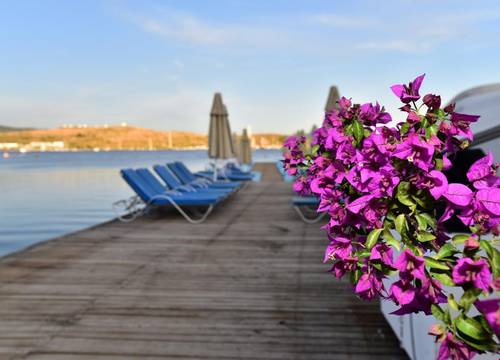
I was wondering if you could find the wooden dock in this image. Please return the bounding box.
[0,163,408,359]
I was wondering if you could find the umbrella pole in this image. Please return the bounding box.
[213,159,217,181]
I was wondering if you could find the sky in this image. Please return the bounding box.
[0,0,499,134]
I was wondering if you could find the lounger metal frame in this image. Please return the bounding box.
[293,204,327,224]
[113,190,216,224]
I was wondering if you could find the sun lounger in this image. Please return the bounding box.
[197,169,254,181]
[117,168,224,224]
[153,165,234,196]
[168,162,242,189]
[292,196,326,224]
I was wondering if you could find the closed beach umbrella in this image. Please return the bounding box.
[208,93,234,160]
[232,132,241,160]
[325,85,340,112]
[238,128,252,165]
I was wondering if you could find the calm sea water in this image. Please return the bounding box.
[0,150,281,256]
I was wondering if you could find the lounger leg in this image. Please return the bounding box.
[113,196,145,223]
[170,204,214,224]
[293,206,327,224]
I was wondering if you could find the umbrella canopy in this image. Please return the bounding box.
[238,128,252,165]
[232,132,240,159]
[325,85,340,112]
[208,93,234,159]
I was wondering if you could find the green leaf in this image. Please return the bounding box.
[431,305,451,325]
[419,212,437,229]
[424,256,449,270]
[452,234,469,245]
[412,190,433,209]
[352,119,364,143]
[366,228,383,250]
[350,269,362,285]
[480,239,494,259]
[455,316,489,341]
[383,229,400,251]
[475,315,493,335]
[435,243,457,260]
[417,231,436,242]
[431,304,445,322]
[455,334,494,352]
[460,288,482,312]
[492,248,500,279]
[400,122,410,135]
[396,182,416,209]
[395,214,407,235]
[415,214,427,230]
[435,158,443,171]
[356,249,371,258]
[430,271,455,286]
[448,295,459,311]
[311,144,320,154]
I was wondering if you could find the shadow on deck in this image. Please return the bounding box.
[0,163,408,359]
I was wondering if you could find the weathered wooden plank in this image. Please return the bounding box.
[0,163,408,359]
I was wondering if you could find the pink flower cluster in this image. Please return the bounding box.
[282,74,499,359]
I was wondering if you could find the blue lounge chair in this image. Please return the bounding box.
[292,196,326,224]
[197,169,254,181]
[276,161,295,183]
[168,162,242,189]
[117,168,224,223]
[153,165,234,197]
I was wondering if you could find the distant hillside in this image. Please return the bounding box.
[0,125,33,132]
[0,126,206,150]
[251,133,287,148]
[0,126,287,151]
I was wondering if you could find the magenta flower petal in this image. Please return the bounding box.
[390,84,405,98]
[443,183,473,207]
[476,187,500,216]
[429,170,448,200]
[452,258,492,292]
[437,333,475,360]
[467,152,493,182]
[474,298,500,337]
[346,194,374,214]
[390,280,416,305]
[412,74,425,93]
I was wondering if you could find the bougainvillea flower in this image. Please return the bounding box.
[467,153,493,182]
[423,93,441,112]
[359,102,392,125]
[283,135,305,149]
[325,127,350,150]
[449,112,480,141]
[443,183,473,207]
[354,271,384,300]
[466,153,500,189]
[369,243,394,267]
[437,333,476,360]
[330,257,357,278]
[391,278,446,315]
[390,74,425,103]
[475,187,500,216]
[324,236,352,262]
[428,170,449,200]
[282,75,500,358]
[393,133,434,171]
[394,249,426,280]
[463,235,480,251]
[442,154,453,170]
[474,298,500,337]
[452,258,492,292]
[346,194,374,214]
[390,280,416,305]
